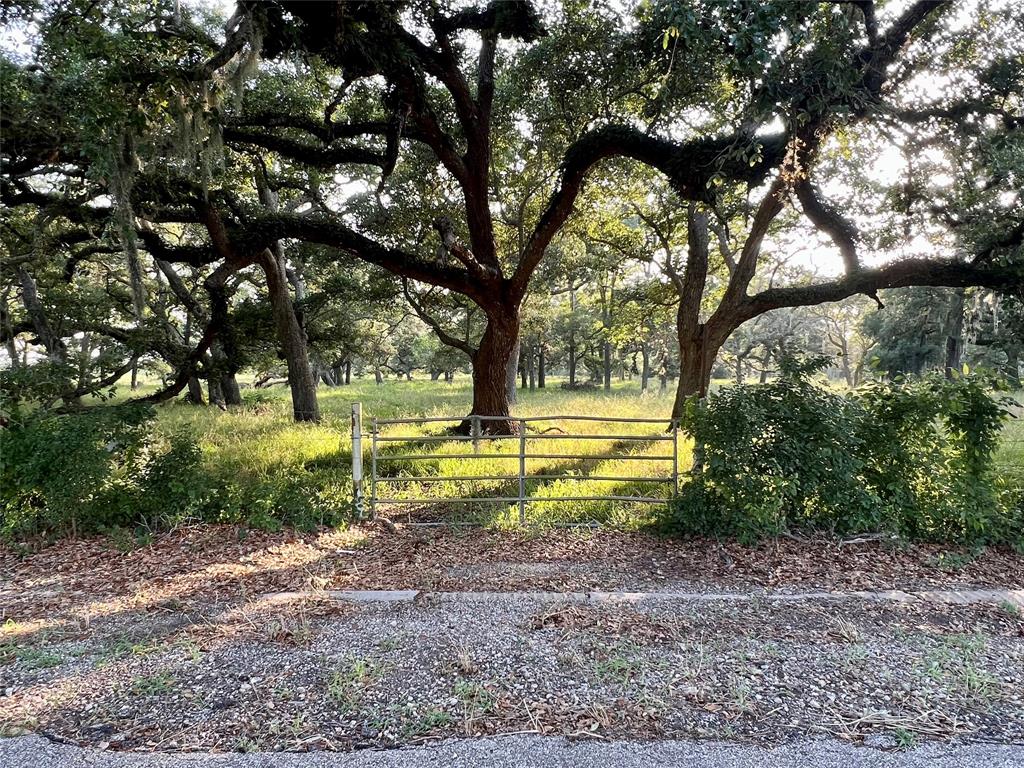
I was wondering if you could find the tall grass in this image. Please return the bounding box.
[148,378,686,528]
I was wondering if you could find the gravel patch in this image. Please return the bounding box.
[2,590,1022,753]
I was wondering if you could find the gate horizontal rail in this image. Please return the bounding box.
[350,404,680,526]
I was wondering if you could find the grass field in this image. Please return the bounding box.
[150,377,688,529]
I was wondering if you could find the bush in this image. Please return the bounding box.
[0,405,211,539]
[669,364,1020,545]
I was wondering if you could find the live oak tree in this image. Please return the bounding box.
[577,0,1024,416]
[3,0,1021,429]
[224,0,1020,425]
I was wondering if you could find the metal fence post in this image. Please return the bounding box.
[351,403,364,520]
[472,415,481,454]
[370,416,378,520]
[671,418,679,499]
[518,419,527,525]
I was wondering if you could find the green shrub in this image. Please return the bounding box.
[0,405,209,539]
[670,365,1020,545]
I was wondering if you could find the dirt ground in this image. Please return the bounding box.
[2,525,1023,753]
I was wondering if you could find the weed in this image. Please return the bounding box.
[0,643,63,669]
[997,600,1021,619]
[328,656,378,710]
[453,644,477,675]
[262,613,312,646]
[178,638,203,662]
[831,617,862,644]
[95,635,162,665]
[454,680,495,715]
[727,674,755,713]
[401,707,454,738]
[129,672,175,696]
[593,651,641,685]
[893,727,918,749]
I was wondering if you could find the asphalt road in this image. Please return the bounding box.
[3,734,1023,768]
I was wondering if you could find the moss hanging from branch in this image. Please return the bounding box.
[109,132,147,326]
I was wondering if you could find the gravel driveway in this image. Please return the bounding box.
[3,589,1022,752]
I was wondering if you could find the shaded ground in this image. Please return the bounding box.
[3,524,1024,629]
[2,525,1023,754]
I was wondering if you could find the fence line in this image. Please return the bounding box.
[351,405,680,525]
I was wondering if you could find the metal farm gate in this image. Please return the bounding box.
[350,404,680,525]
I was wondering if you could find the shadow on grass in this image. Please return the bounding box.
[371,436,675,527]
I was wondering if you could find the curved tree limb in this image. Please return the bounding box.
[401,279,476,358]
[795,179,860,274]
[245,211,482,298]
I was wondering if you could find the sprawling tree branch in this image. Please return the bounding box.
[513,128,787,296]
[222,127,386,169]
[245,212,481,298]
[743,259,1023,319]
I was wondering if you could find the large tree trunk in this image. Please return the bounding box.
[345,360,352,384]
[670,207,724,419]
[186,375,206,404]
[255,171,319,422]
[466,312,519,433]
[221,372,242,404]
[211,339,243,405]
[671,331,720,418]
[207,373,225,407]
[256,250,320,422]
[538,345,546,388]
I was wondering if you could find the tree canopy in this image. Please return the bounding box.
[1,0,1021,426]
